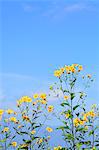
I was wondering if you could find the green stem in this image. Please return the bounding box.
[71,98,75,150]
[92,118,94,148]
[4,140,6,150]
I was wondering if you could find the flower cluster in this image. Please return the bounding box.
[33,93,47,105]
[6,109,17,115]
[73,111,96,127]
[47,105,54,112]
[54,64,83,78]
[73,118,85,127]
[17,96,32,106]
[0,64,98,150]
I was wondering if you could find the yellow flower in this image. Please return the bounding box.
[46,127,53,132]
[33,94,39,99]
[71,68,75,73]
[89,111,96,117]
[37,138,43,144]
[22,116,30,122]
[3,127,9,132]
[83,111,96,119]
[6,109,14,114]
[10,117,17,123]
[60,67,65,73]
[73,118,80,127]
[65,65,70,72]
[18,125,23,129]
[31,130,36,134]
[47,136,51,139]
[54,70,62,78]
[83,115,88,122]
[17,96,32,105]
[47,105,54,112]
[87,74,91,78]
[69,66,75,73]
[78,65,83,72]
[26,97,32,103]
[40,93,46,99]
[22,96,32,103]
[33,101,37,105]
[11,142,17,147]
[65,113,70,118]
[41,99,47,104]
[65,64,80,74]
[64,95,69,100]
[79,120,85,125]
[0,109,4,116]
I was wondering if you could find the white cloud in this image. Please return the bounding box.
[64,3,87,12]
[22,3,39,12]
[0,72,49,97]
[0,73,34,80]
[22,2,95,19]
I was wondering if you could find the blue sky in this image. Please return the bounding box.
[0,0,99,108]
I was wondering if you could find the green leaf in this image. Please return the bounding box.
[33,125,41,129]
[62,121,67,125]
[76,142,82,149]
[49,86,53,90]
[0,146,3,150]
[84,141,91,145]
[56,126,69,130]
[0,138,6,143]
[89,130,94,136]
[32,136,39,140]
[23,139,31,144]
[70,93,75,100]
[61,102,70,107]
[73,105,79,111]
[95,144,99,147]
[20,131,28,135]
[18,146,28,150]
[66,133,74,140]
[60,79,62,83]
[11,135,16,139]
[76,127,85,132]
[95,140,99,143]
[92,147,97,150]
[63,90,69,93]
[70,78,76,89]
